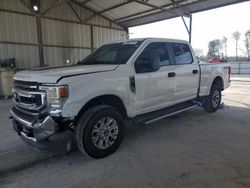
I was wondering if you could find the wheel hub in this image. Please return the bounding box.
[92,117,118,150]
[212,90,220,108]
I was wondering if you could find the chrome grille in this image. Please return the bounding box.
[13,80,47,112]
[13,80,39,91]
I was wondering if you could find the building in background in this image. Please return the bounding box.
[0,0,127,69]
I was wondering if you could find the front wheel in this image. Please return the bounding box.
[203,84,222,113]
[76,105,125,158]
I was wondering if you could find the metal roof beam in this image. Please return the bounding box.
[134,0,187,16]
[134,0,165,11]
[71,0,125,29]
[121,0,249,27]
[121,0,200,25]
[80,0,92,5]
[82,1,133,23]
[171,0,191,17]
[115,0,187,23]
[19,0,36,14]
[67,1,82,22]
[181,16,189,34]
[71,0,108,20]
[181,15,192,43]
[171,0,177,7]
[98,1,133,14]
[40,0,67,15]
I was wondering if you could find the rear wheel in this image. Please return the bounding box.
[76,105,125,158]
[203,84,222,113]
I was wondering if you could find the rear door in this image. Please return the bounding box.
[170,43,199,103]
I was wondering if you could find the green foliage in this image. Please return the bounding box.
[207,39,221,59]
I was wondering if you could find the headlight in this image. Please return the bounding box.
[39,85,68,108]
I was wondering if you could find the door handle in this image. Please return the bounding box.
[168,72,176,78]
[192,69,199,74]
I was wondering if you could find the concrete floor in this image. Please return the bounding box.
[0,79,250,188]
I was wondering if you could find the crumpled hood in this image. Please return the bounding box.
[14,64,118,83]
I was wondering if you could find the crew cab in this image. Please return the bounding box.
[10,38,231,158]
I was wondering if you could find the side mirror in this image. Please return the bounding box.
[135,52,160,73]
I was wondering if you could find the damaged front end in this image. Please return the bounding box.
[10,80,74,153]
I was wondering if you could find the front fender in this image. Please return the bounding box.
[59,70,135,118]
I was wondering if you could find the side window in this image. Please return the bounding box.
[172,43,193,65]
[135,42,170,71]
[151,43,170,67]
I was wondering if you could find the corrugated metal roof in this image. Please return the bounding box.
[3,0,246,29]
[146,0,173,7]
[43,1,79,22]
[74,0,249,28]
[104,2,152,20]
[85,0,125,12]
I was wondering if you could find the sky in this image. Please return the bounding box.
[129,1,250,57]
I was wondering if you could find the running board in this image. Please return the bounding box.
[133,101,198,126]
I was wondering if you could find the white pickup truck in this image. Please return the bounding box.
[10,38,231,158]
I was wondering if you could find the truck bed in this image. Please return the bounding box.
[199,61,231,97]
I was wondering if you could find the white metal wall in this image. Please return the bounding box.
[0,0,127,69]
[93,27,127,48]
[0,10,39,69]
[43,47,91,66]
[0,0,31,13]
[230,62,250,74]
[42,19,91,48]
[0,43,40,69]
[0,12,37,43]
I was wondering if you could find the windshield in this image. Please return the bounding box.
[78,41,142,65]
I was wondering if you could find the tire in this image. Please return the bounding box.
[203,84,222,113]
[76,105,125,158]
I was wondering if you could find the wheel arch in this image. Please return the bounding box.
[75,95,128,123]
[211,76,224,91]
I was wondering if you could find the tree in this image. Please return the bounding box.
[221,37,228,58]
[245,30,250,61]
[207,39,221,59]
[194,48,205,61]
[232,31,241,62]
[194,48,203,57]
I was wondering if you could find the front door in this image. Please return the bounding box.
[134,42,175,115]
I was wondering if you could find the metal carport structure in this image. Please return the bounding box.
[0,0,248,69]
[77,0,248,42]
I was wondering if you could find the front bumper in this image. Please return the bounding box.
[10,107,74,153]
